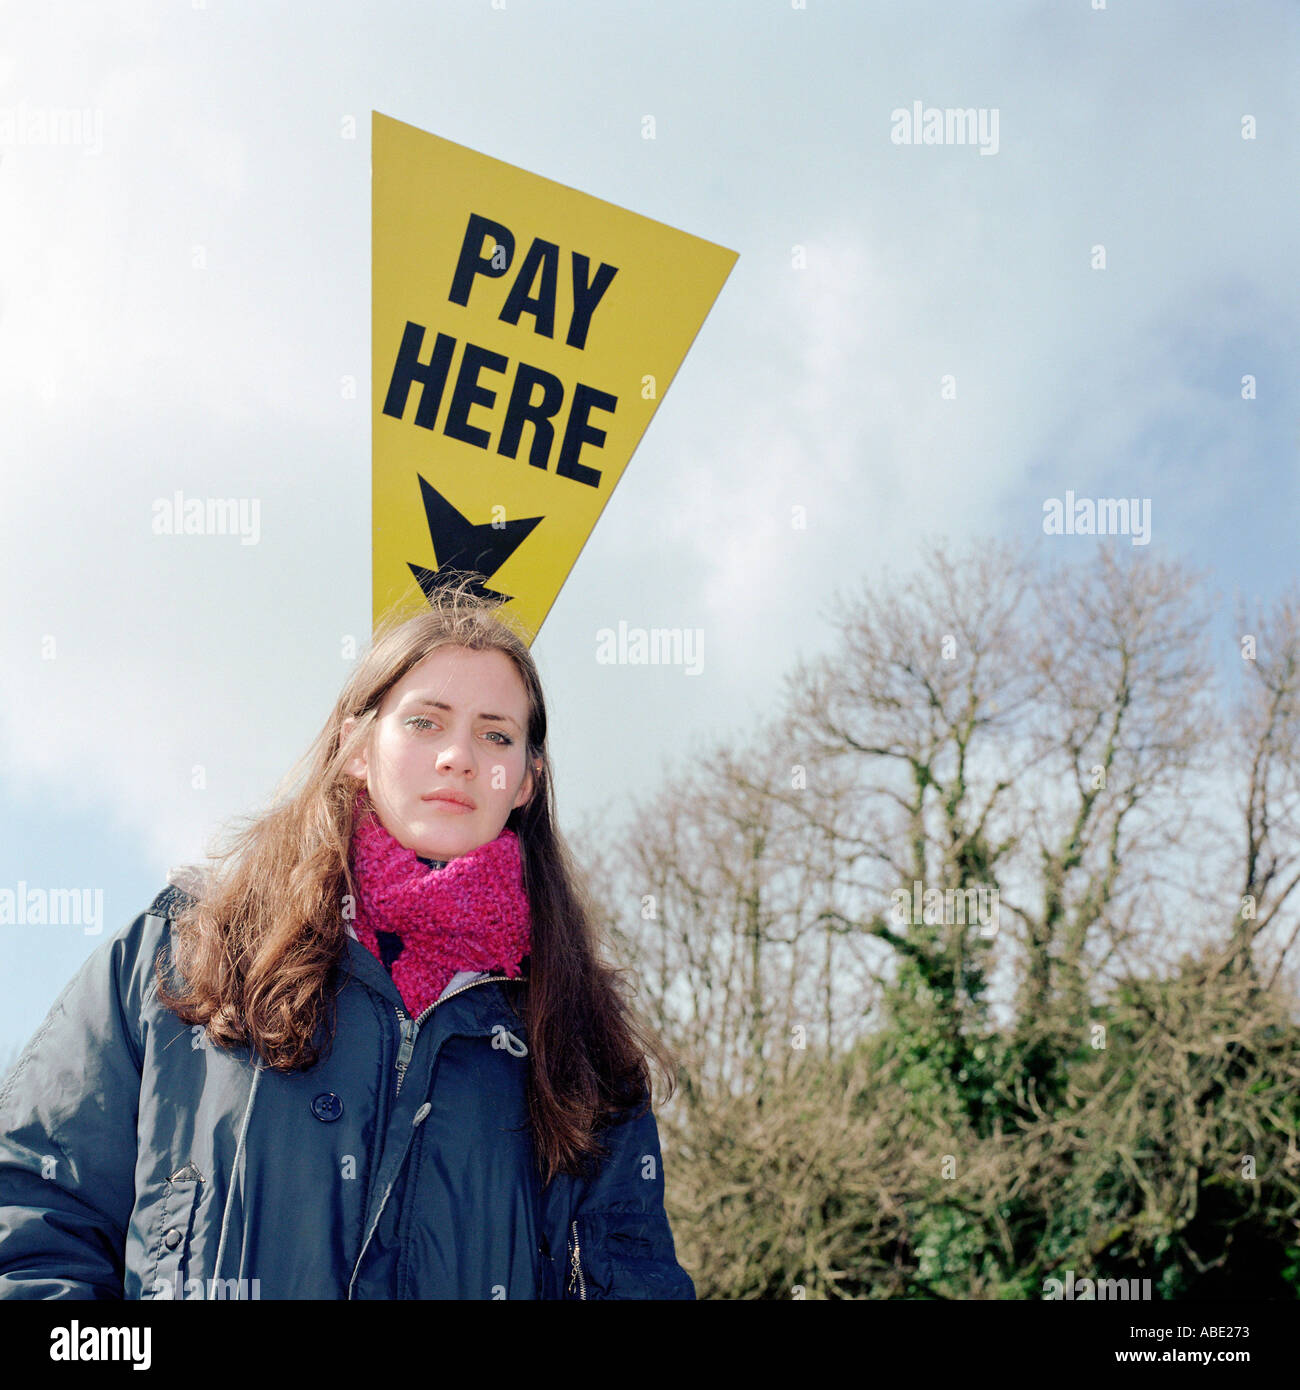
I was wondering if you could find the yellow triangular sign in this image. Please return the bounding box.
[372,113,737,642]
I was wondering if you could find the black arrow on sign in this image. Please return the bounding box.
[407,473,543,605]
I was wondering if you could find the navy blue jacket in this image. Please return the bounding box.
[0,883,695,1300]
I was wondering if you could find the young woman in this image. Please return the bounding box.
[0,582,695,1300]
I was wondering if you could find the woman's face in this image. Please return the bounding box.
[342,645,537,861]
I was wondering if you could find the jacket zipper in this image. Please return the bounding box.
[567,1220,587,1299]
[349,973,518,1299]
[393,974,512,1097]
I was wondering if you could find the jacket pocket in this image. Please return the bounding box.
[143,1162,205,1300]
[566,1210,695,1300]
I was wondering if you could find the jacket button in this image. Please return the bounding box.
[163,1228,182,1250]
[311,1092,343,1122]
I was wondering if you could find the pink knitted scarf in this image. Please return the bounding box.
[347,790,531,1018]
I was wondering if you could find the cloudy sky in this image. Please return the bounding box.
[1,0,1296,1061]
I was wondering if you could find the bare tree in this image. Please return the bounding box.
[1006,549,1218,1097]
[1232,587,1300,985]
[574,542,1300,1298]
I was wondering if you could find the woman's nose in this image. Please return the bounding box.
[435,735,474,773]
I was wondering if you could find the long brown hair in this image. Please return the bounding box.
[154,575,677,1183]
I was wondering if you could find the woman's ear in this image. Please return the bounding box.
[513,759,542,810]
[340,715,368,781]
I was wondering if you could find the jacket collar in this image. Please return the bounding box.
[340,933,527,1032]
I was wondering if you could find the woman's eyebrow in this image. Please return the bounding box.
[406,696,522,731]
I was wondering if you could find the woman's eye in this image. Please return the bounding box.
[404,716,512,746]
